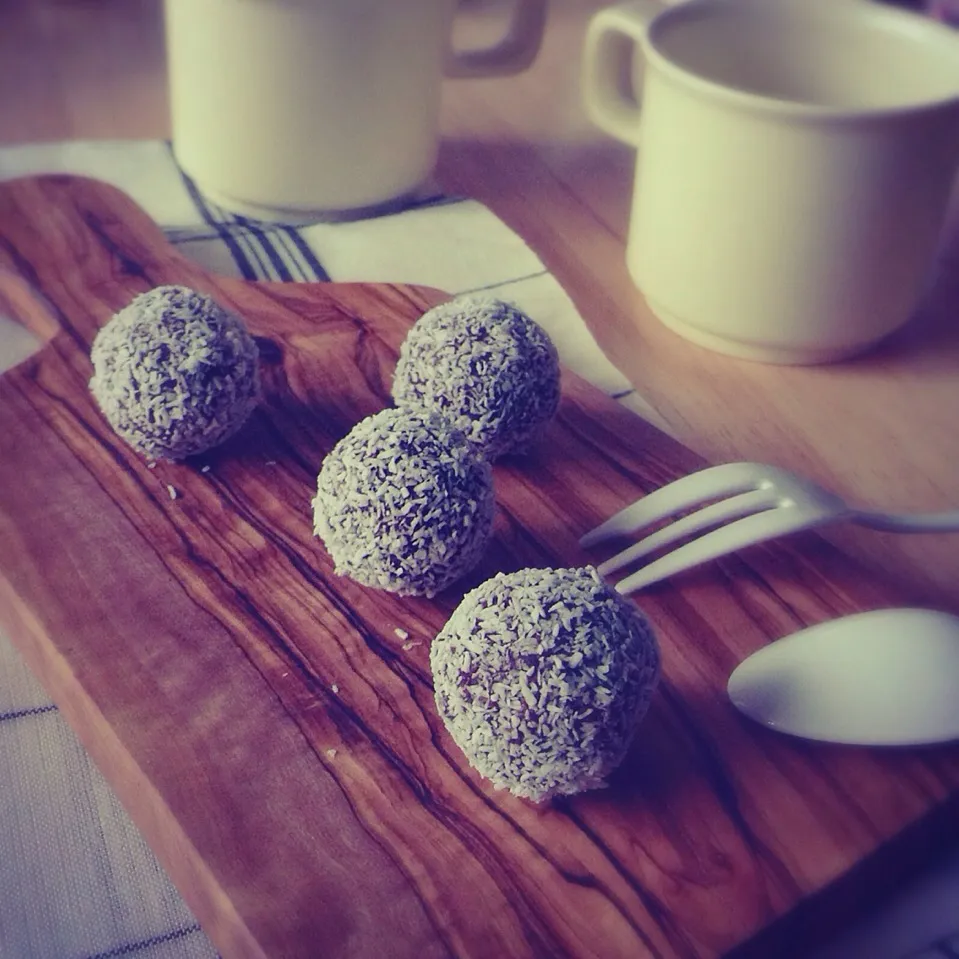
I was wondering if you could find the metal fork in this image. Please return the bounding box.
[580,462,959,594]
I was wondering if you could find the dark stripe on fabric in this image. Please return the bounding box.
[166,229,232,244]
[0,704,57,723]
[456,268,549,297]
[231,214,296,282]
[164,224,331,283]
[280,225,331,282]
[174,163,258,281]
[611,389,635,400]
[204,206,275,281]
[168,140,278,280]
[268,225,314,282]
[272,228,313,281]
[83,924,205,959]
[227,227,274,280]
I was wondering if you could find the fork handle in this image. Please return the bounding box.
[852,509,959,532]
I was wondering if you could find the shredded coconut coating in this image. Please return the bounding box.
[391,296,561,460]
[431,566,660,802]
[89,285,261,461]
[312,408,495,597]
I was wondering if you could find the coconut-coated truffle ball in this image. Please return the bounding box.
[89,285,260,461]
[391,296,560,460]
[431,566,660,802]
[312,408,495,597]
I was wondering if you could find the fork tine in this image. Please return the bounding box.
[596,489,777,577]
[611,504,813,594]
[580,462,765,547]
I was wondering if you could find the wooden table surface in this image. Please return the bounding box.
[3,0,958,611]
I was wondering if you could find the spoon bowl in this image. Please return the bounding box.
[727,608,959,746]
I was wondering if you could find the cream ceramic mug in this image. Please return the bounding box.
[582,0,959,364]
[165,0,547,221]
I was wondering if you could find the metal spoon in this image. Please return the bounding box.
[727,608,959,746]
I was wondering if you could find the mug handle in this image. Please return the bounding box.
[581,0,665,146]
[447,0,549,78]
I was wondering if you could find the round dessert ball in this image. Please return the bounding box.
[89,285,261,461]
[431,566,660,802]
[391,296,560,460]
[312,408,495,598]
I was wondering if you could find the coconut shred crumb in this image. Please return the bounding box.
[200,465,211,473]
[430,566,660,803]
[331,684,340,694]
[326,748,338,760]
[167,485,178,500]
[394,628,410,641]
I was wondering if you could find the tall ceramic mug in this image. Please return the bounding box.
[582,0,959,364]
[165,0,547,221]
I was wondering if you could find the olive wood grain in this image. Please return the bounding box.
[0,176,957,959]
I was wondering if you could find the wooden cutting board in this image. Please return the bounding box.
[0,175,957,959]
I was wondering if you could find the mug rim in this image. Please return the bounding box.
[642,0,959,120]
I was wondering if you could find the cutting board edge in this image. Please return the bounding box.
[726,795,959,959]
[0,575,270,959]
